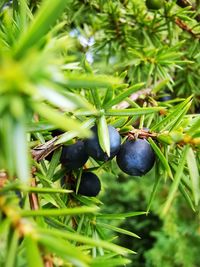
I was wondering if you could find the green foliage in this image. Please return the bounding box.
[0,0,200,266]
[145,194,200,267]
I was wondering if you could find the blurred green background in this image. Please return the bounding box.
[100,163,200,267]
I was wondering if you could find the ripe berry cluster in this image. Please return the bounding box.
[47,125,156,197]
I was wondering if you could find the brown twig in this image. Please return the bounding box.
[0,170,8,188]
[43,255,54,267]
[116,88,152,109]
[31,136,62,162]
[176,0,200,22]
[177,0,194,8]
[121,128,158,139]
[28,178,39,210]
[175,17,200,39]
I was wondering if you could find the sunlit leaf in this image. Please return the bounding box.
[97,116,110,157]
[55,118,95,145]
[14,121,30,184]
[38,82,94,111]
[65,74,121,88]
[105,107,163,116]
[32,102,91,138]
[24,236,43,267]
[186,147,200,206]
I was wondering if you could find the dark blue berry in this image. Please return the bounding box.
[195,105,200,114]
[158,90,172,102]
[84,125,121,161]
[158,95,172,102]
[60,141,89,170]
[116,139,155,176]
[45,152,53,161]
[142,127,149,132]
[1,0,13,11]
[51,129,64,137]
[15,190,23,208]
[77,172,101,197]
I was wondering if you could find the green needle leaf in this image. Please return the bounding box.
[148,138,173,178]
[38,234,90,267]
[55,118,95,145]
[14,0,69,58]
[98,116,110,157]
[24,236,44,267]
[91,257,131,267]
[96,222,140,239]
[39,228,135,255]
[151,96,192,131]
[105,107,163,116]
[20,206,98,217]
[97,211,147,219]
[186,147,200,206]
[187,116,200,137]
[161,145,189,217]
[5,230,19,267]
[14,121,30,184]
[147,173,162,213]
[32,102,91,138]
[104,83,144,109]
